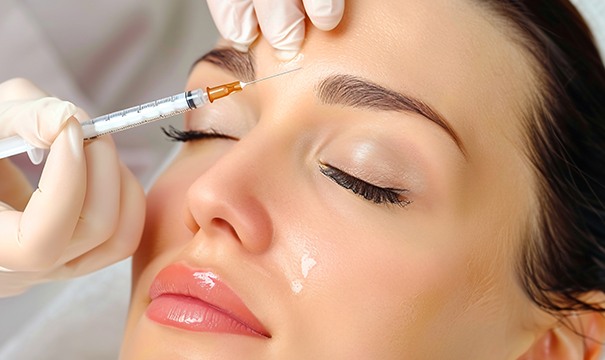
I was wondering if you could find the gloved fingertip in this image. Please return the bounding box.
[51,100,79,126]
[305,0,345,31]
[26,148,45,165]
[275,49,300,61]
[310,16,342,31]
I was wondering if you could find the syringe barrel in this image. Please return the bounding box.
[0,89,208,161]
[0,135,33,159]
[82,89,207,138]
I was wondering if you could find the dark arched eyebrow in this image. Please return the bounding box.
[191,48,256,82]
[316,74,466,157]
[191,50,465,157]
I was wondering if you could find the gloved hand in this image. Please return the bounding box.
[0,78,145,297]
[206,0,345,60]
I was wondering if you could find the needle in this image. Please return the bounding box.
[206,67,302,102]
[241,67,302,88]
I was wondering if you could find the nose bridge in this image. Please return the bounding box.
[203,123,281,193]
[185,128,280,254]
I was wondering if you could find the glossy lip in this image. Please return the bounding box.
[146,263,271,338]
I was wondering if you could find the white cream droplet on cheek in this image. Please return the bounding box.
[290,251,317,295]
[301,252,317,278]
[290,280,303,294]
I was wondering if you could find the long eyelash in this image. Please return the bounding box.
[161,125,237,142]
[319,163,411,207]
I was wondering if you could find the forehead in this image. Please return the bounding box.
[254,0,539,157]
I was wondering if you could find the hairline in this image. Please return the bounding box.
[468,0,576,313]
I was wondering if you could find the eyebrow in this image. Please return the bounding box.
[191,48,256,82]
[316,74,466,155]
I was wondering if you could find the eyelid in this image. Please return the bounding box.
[161,125,238,142]
[318,162,411,207]
[185,98,257,140]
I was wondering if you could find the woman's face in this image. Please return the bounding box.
[122,0,547,358]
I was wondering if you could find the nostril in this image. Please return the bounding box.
[210,217,240,240]
[185,178,274,254]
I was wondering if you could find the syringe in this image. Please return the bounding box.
[0,67,301,164]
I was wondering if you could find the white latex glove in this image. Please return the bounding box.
[0,78,145,297]
[206,0,345,59]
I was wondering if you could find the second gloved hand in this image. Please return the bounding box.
[206,0,345,60]
[0,78,145,297]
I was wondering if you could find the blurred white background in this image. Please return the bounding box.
[0,0,603,359]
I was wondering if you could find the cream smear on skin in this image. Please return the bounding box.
[290,250,317,294]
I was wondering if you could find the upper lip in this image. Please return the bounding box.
[148,262,270,337]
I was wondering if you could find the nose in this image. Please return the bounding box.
[184,139,275,254]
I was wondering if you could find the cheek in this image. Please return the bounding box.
[132,164,192,281]
[286,215,496,356]
[143,173,190,248]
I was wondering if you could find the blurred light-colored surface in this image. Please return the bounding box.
[0,0,603,359]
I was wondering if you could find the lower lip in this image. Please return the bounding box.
[146,294,263,337]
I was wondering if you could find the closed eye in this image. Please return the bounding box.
[162,125,238,142]
[319,162,411,208]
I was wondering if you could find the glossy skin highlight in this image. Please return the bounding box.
[121,0,560,358]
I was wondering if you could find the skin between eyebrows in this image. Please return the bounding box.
[316,75,466,157]
[192,48,256,82]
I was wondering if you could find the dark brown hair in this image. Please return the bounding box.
[477,0,605,316]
